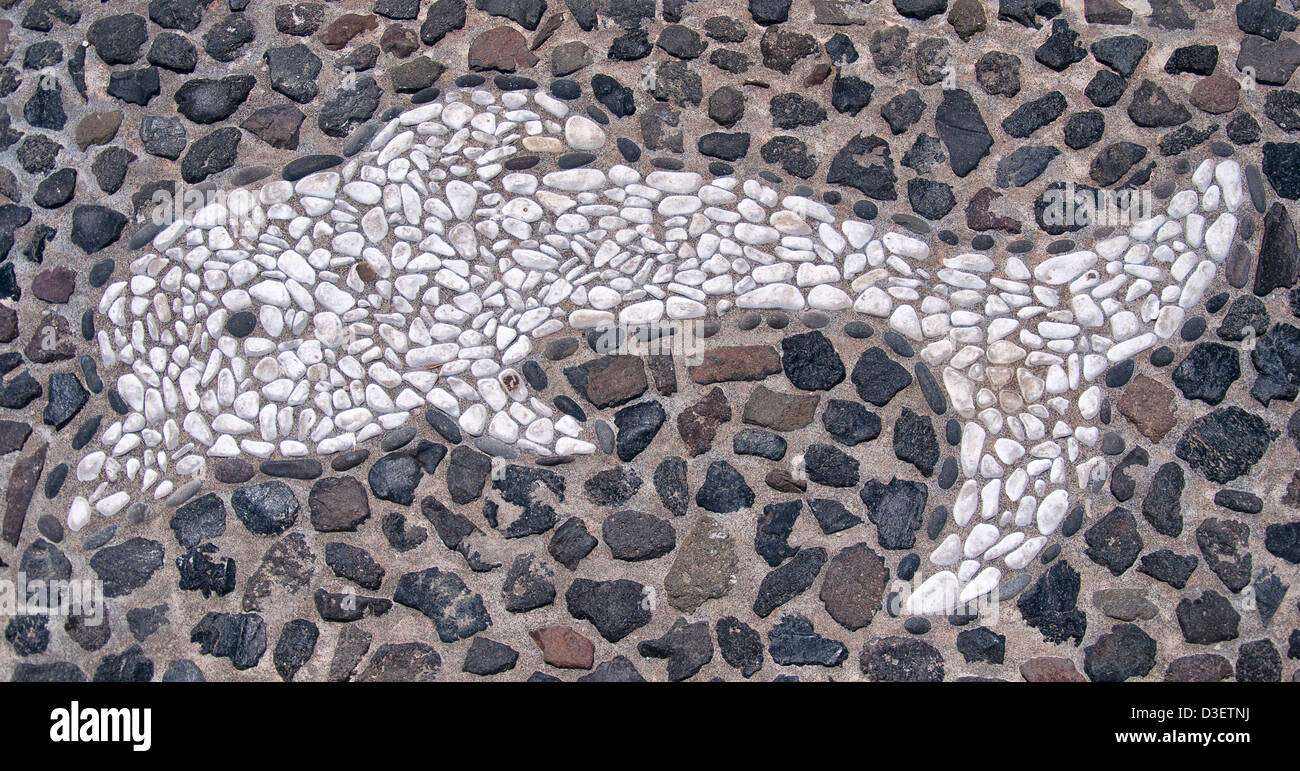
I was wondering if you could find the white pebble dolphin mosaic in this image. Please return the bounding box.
[71,83,1246,614]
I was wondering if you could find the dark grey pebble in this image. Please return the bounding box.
[1180,315,1206,341]
[380,425,416,451]
[1214,489,1262,514]
[329,449,369,472]
[474,436,518,459]
[883,330,914,357]
[844,321,873,338]
[281,154,342,181]
[904,617,931,635]
[44,463,68,499]
[72,415,102,450]
[616,138,640,162]
[554,395,586,421]
[1101,433,1126,455]
[37,514,64,542]
[544,337,579,360]
[259,459,323,479]
[936,457,958,490]
[425,408,462,444]
[801,311,829,329]
[83,525,117,550]
[945,419,962,446]
[521,360,547,390]
[80,355,102,392]
[1105,359,1134,388]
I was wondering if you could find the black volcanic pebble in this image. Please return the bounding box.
[1172,343,1240,405]
[1214,489,1263,514]
[733,428,787,460]
[821,399,881,446]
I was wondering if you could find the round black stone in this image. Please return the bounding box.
[971,234,994,250]
[225,311,257,337]
[903,617,932,635]
[550,78,581,99]
[1104,359,1134,388]
[853,199,878,219]
[1150,346,1175,366]
[844,321,873,338]
[1181,315,1207,341]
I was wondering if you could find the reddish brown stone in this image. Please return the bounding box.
[676,386,731,456]
[966,187,1022,233]
[765,467,807,493]
[1190,74,1240,115]
[529,12,564,51]
[1019,656,1087,682]
[1117,374,1178,442]
[318,13,378,50]
[947,0,986,40]
[468,26,538,72]
[74,111,122,150]
[688,345,781,384]
[31,267,76,303]
[307,476,371,532]
[24,313,76,363]
[3,443,46,546]
[819,543,889,631]
[803,62,831,86]
[530,626,594,669]
[564,356,647,408]
[380,24,418,57]
[742,384,819,431]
